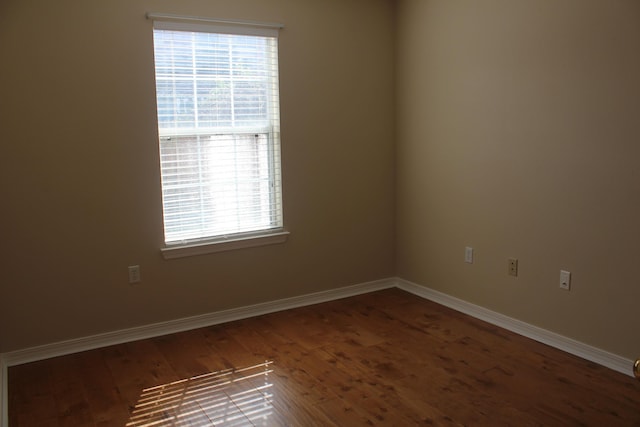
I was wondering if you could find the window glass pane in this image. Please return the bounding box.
[196,80,232,128]
[234,81,269,126]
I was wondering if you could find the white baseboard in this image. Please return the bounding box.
[2,276,635,427]
[1,278,395,368]
[395,278,635,377]
[1,354,6,427]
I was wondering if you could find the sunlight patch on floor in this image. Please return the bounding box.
[126,361,274,426]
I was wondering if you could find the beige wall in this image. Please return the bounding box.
[396,0,640,359]
[0,0,396,352]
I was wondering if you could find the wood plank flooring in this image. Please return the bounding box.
[8,288,640,426]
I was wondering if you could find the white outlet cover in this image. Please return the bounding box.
[560,270,571,290]
[465,247,473,264]
[128,265,141,284]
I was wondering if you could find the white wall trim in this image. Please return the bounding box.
[161,231,290,259]
[0,354,6,427]
[2,278,395,368]
[395,278,635,377]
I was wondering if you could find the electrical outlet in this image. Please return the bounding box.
[560,270,571,290]
[508,258,518,277]
[128,265,141,284]
[465,247,473,264]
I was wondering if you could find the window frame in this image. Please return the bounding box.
[149,16,288,259]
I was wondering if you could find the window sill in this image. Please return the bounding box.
[161,230,290,260]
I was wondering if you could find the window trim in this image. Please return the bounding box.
[161,229,289,259]
[146,12,284,33]
[149,13,288,257]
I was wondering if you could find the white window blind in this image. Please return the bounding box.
[151,20,283,245]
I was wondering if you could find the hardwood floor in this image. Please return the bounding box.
[8,288,640,426]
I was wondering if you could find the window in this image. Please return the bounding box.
[150,17,286,257]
